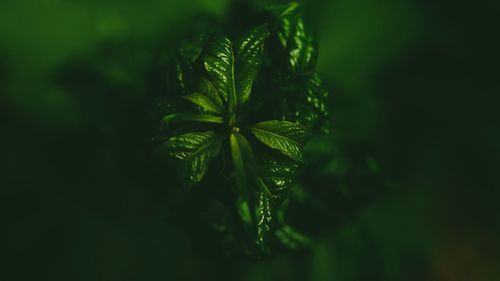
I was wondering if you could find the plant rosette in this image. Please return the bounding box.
[155,2,330,255]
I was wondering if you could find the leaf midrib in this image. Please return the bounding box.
[229,40,237,116]
[183,93,223,114]
[250,127,301,147]
[256,176,275,203]
[184,134,220,162]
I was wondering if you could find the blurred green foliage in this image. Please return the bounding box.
[1,0,499,280]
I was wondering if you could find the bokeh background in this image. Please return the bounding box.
[2,0,498,280]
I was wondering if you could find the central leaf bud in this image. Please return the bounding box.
[231,126,240,133]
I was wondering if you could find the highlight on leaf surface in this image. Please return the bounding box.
[250,120,310,163]
[163,131,222,185]
[154,3,332,255]
[234,24,270,105]
[268,2,318,75]
[257,157,299,202]
[203,36,237,113]
[254,182,273,247]
[203,25,269,112]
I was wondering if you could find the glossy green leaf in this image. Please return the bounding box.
[250,120,310,162]
[269,2,318,74]
[254,178,273,247]
[200,77,225,111]
[183,77,224,114]
[230,132,255,190]
[156,18,330,254]
[283,73,330,133]
[253,158,298,247]
[234,24,270,104]
[203,36,237,114]
[164,131,222,185]
[162,113,224,124]
[258,157,299,202]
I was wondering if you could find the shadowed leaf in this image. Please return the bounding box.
[268,2,318,75]
[282,73,330,133]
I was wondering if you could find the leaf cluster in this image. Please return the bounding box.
[154,2,330,255]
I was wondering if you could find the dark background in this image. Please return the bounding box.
[1,0,498,280]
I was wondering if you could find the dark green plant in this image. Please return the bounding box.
[154,2,330,255]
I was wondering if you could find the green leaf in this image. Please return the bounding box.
[162,113,224,124]
[254,179,273,247]
[230,133,255,235]
[282,73,330,133]
[258,157,299,202]
[252,158,298,247]
[269,2,318,74]
[164,131,222,185]
[234,24,270,105]
[199,77,225,112]
[203,36,237,115]
[168,39,203,96]
[230,133,255,190]
[183,92,222,114]
[171,55,195,96]
[183,77,225,115]
[237,197,253,239]
[250,120,310,162]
